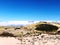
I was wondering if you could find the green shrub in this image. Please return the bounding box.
[35,24,58,32]
[0,31,15,37]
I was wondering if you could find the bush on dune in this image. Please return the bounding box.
[0,31,15,37]
[35,24,58,32]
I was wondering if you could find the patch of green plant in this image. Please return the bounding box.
[35,24,58,32]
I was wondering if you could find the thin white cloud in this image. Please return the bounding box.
[0,21,39,26]
[0,21,59,26]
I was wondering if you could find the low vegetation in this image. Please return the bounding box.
[35,24,58,32]
[0,21,60,37]
[0,31,15,37]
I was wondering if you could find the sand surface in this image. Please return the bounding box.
[0,34,60,45]
[0,37,20,45]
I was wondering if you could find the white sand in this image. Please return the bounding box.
[0,37,20,45]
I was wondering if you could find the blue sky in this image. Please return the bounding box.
[0,0,60,21]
